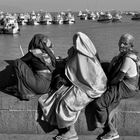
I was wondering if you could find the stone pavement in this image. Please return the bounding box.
[0,134,140,140]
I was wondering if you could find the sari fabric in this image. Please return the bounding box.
[14,34,56,100]
[65,32,107,97]
[39,32,107,128]
[92,51,139,128]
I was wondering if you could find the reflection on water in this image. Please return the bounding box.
[0,15,140,62]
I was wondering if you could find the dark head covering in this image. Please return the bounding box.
[28,34,56,68]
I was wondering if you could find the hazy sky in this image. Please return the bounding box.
[0,0,140,12]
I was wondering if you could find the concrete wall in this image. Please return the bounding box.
[0,60,140,136]
[0,91,140,136]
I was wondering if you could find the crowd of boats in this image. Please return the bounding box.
[0,10,139,34]
[78,10,140,22]
[78,10,122,22]
[0,10,76,34]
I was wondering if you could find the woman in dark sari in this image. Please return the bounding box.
[5,34,56,100]
[92,33,140,140]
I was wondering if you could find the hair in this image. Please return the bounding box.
[120,33,139,55]
[120,33,135,48]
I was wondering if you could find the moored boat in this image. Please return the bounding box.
[0,27,20,34]
[17,13,28,25]
[0,17,20,34]
[52,13,64,24]
[87,12,97,20]
[78,11,82,17]
[97,12,112,22]
[26,11,39,25]
[39,12,52,25]
[79,13,88,20]
[131,13,140,20]
[63,12,75,24]
[112,13,122,22]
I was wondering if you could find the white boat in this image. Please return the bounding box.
[27,19,39,25]
[26,11,39,25]
[79,13,88,20]
[0,17,20,34]
[112,14,122,22]
[63,13,75,24]
[87,12,97,20]
[39,12,52,25]
[52,14,64,24]
[17,13,28,25]
[78,11,83,17]
[0,27,20,34]
[97,12,112,22]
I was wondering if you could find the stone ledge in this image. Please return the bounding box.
[0,91,140,136]
[115,93,140,136]
[0,60,140,135]
[0,134,140,140]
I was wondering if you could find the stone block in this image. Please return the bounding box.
[0,89,140,135]
[116,111,140,136]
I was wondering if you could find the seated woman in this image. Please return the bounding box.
[39,32,107,140]
[0,34,56,100]
[92,33,140,140]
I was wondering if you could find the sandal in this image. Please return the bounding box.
[100,132,119,140]
[55,135,78,140]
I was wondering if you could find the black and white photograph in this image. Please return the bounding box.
[0,0,140,140]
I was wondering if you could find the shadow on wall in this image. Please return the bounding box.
[0,59,57,133]
[37,104,58,133]
[0,60,18,97]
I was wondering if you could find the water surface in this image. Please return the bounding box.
[0,14,140,62]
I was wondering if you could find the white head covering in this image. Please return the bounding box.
[74,32,97,57]
[65,32,107,98]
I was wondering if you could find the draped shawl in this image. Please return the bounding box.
[39,32,107,128]
[65,32,107,98]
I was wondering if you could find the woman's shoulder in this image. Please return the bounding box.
[126,53,137,59]
[125,52,140,65]
[123,57,135,66]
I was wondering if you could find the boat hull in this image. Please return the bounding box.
[0,28,20,34]
[97,18,112,22]
[131,17,140,20]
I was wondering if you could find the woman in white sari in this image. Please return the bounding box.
[39,32,107,140]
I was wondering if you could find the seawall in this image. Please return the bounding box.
[0,60,140,136]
